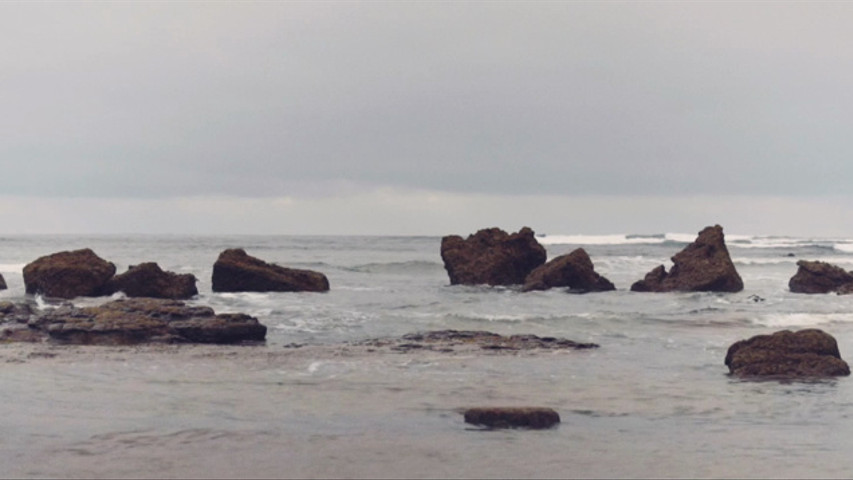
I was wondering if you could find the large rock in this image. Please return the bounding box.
[725,329,850,378]
[104,262,198,299]
[440,227,546,286]
[463,407,560,429]
[522,248,615,292]
[212,248,329,293]
[788,260,853,294]
[23,249,116,299]
[630,225,743,293]
[28,298,266,345]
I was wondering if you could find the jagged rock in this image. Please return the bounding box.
[104,262,198,299]
[212,249,329,293]
[630,225,743,293]
[725,329,850,378]
[23,249,116,299]
[440,227,546,286]
[788,260,853,294]
[463,407,560,429]
[522,248,615,292]
[0,273,6,290]
[27,298,266,345]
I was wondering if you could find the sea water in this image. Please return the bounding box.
[2,233,853,478]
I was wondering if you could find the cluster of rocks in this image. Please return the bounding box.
[15,247,329,300]
[440,224,742,293]
[440,227,615,293]
[0,247,331,347]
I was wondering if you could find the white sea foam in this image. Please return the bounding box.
[834,243,853,253]
[0,263,25,273]
[754,313,853,328]
[537,234,680,246]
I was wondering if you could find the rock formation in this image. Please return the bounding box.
[788,260,853,294]
[630,225,743,293]
[0,273,6,290]
[440,227,546,286]
[25,298,266,345]
[463,407,561,429]
[104,262,198,299]
[522,248,615,292]
[212,248,329,293]
[725,329,850,378]
[23,249,116,299]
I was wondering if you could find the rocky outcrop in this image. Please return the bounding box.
[26,298,266,345]
[522,248,615,292]
[788,260,853,294]
[725,329,850,378]
[463,407,560,429]
[212,249,329,293]
[0,301,41,342]
[23,249,116,299]
[0,273,6,290]
[440,227,546,286]
[104,262,198,299]
[630,225,743,293]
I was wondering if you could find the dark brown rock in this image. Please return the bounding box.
[0,273,6,290]
[788,260,853,294]
[23,249,116,299]
[440,227,546,286]
[212,249,329,293]
[463,407,560,429]
[725,329,850,378]
[27,298,266,345]
[522,248,615,292]
[630,225,743,293]
[104,262,198,299]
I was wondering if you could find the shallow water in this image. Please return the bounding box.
[3,233,853,478]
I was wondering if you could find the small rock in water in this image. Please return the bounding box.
[463,407,560,429]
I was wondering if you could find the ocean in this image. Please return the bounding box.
[3,231,853,478]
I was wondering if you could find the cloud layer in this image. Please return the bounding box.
[5,2,853,201]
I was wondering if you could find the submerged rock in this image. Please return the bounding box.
[104,262,198,299]
[630,225,743,293]
[463,407,560,429]
[27,298,266,345]
[212,248,329,293]
[23,248,116,299]
[355,329,598,353]
[440,227,546,286]
[788,260,853,294]
[725,329,850,378]
[522,248,615,292]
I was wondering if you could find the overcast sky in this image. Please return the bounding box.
[4,1,853,235]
